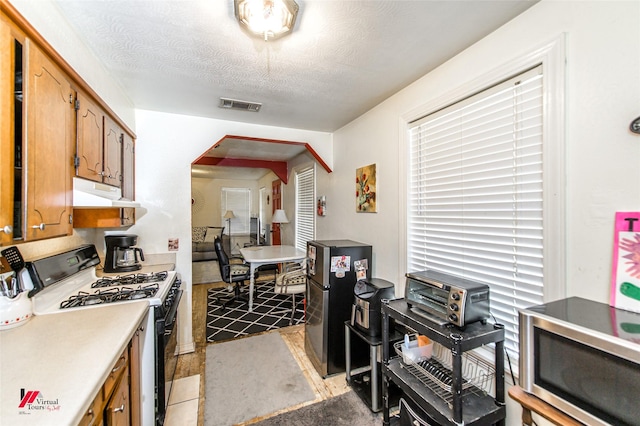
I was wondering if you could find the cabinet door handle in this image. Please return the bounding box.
[2,225,12,234]
[111,355,126,373]
[31,223,45,231]
[113,404,125,413]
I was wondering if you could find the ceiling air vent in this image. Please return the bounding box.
[219,97,262,112]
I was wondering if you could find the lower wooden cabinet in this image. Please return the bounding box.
[105,366,130,426]
[103,348,128,400]
[78,390,104,426]
[129,328,141,426]
[78,330,140,426]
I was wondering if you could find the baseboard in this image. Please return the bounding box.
[177,341,196,355]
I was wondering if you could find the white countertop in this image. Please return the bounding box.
[0,301,149,425]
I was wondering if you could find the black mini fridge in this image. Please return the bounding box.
[305,239,372,377]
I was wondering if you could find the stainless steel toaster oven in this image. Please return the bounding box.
[404,270,490,328]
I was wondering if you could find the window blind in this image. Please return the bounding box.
[295,167,315,252]
[408,66,544,357]
[221,188,251,235]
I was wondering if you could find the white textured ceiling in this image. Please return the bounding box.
[52,0,538,134]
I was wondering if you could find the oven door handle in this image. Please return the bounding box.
[164,290,183,335]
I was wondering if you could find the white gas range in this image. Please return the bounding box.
[26,245,181,426]
[30,266,177,314]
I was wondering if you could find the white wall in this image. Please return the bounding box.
[131,110,332,352]
[321,0,640,301]
[318,1,639,424]
[191,177,263,228]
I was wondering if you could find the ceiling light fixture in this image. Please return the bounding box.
[234,0,299,41]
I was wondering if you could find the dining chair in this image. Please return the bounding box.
[214,237,254,309]
[274,261,307,324]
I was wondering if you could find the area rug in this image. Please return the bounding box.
[204,332,316,426]
[206,281,304,342]
[193,260,222,284]
[252,391,381,426]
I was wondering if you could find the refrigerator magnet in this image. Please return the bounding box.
[331,255,350,273]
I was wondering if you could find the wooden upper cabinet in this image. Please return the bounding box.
[0,16,15,245]
[25,40,73,240]
[2,4,137,237]
[122,132,135,200]
[103,115,123,188]
[76,92,131,191]
[76,90,104,182]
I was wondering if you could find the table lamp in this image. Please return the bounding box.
[223,210,235,235]
[271,209,289,245]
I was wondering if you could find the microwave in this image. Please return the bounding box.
[404,270,490,328]
[519,297,640,426]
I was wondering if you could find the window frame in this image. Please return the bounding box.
[398,36,566,367]
[221,187,252,235]
[294,164,315,252]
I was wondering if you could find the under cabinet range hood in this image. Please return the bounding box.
[72,177,141,208]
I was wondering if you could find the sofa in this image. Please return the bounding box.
[192,226,229,262]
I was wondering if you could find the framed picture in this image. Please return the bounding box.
[356,164,376,212]
[611,212,640,313]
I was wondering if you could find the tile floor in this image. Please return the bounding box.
[165,375,201,426]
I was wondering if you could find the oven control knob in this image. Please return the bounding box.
[450,303,459,312]
[449,313,458,323]
[451,293,460,301]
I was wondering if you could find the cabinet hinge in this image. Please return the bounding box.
[73,155,80,169]
[119,134,124,144]
[74,99,80,111]
[69,93,74,104]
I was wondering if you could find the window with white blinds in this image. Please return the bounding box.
[295,167,315,252]
[221,188,251,235]
[408,65,544,357]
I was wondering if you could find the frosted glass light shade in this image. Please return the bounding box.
[234,0,299,41]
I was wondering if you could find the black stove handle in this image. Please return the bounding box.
[164,290,182,335]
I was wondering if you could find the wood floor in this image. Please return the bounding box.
[173,281,349,426]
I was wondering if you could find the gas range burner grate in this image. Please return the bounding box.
[92,271,168,288]
[60,283,160,309]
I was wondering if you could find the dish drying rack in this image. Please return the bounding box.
[394,340,495,404]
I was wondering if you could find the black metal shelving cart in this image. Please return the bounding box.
[381,299,506,426]
[344,321,404,412]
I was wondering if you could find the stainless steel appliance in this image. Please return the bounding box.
[520,297,640,426]
[306,240,372,377]
[404,270,490,328]
[351,278,395,337]
[26,245,181,426]
[104,234,145,273]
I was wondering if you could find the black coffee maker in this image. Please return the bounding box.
[104,234,144,273]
